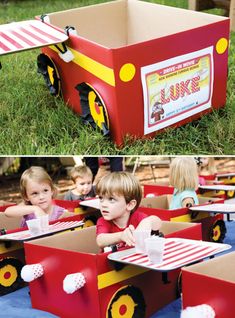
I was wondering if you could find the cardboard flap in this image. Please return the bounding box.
[0,213,22,230]
[0,20,68,56]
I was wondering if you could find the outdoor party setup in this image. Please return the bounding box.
[0,0,230,145]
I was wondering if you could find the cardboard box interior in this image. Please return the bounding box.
[140,195,221,209]
[0,213,22,230]
[0,210,74,231]
[26,221,197,254]
[46,0,228,48]
[183,252,235,282]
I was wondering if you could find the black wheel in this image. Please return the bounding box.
[210,220,226,242]
[37,53,61,96]
[76,83,109,136]
[107,285,146,318]
[0,258,24,295]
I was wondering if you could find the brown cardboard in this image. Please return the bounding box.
[46,0,227,48]
[28,226,99,254]
[26,221,197,253]
[0,213,22,230]
[140,194,222,209]
[183,251,235,282]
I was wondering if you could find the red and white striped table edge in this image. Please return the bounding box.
[108,238,231,272]
[0,220,84,241]
[0,20,68,56]
[190,203,235,214]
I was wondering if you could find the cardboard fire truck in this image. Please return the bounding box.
[0,208,84,296]
[21,222,203,318]
[182,251,235,318]
[139,194,226,243]
[0,0,230,145]
[53,198,101,226]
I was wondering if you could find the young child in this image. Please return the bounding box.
[64,165,95,201]
[195,157,216,185]
[4,166,65,227]
[169,157,199,209]
[95,171,162,249]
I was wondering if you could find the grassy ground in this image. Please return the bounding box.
[0,0,234,155]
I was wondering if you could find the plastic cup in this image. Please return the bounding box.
[145,237,165,264]
[133,229,151,253]
[40,215,49,232]
[26,219,42,235]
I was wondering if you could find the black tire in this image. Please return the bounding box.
[76,83,109,136]
[37,53,61,97]
[107,285,146,318]
[0,258,24,295]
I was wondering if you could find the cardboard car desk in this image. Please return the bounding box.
[53,198,101,227]
[182,251,235,318]
[0,0,230,145]
[0,209,83,296]
[139,193,226,243]
[22,221,202,318]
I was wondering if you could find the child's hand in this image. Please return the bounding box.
[33,206,47,217]
[120,225,135,246]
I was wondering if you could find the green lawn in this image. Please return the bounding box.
[0,0,234,155]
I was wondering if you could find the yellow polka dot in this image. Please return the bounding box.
[216,38,228,54]
[119,63,136,82]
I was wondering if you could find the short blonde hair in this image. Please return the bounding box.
[70,165,93,183]
[169,157,198,192]
[20,166,57,203]
[96,171,142,212]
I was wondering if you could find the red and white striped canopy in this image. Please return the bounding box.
[0,20,68,56]
[108,238,231,271]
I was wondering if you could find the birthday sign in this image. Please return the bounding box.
[141,47,214,134]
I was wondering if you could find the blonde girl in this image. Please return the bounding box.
[169,157,199,209]
[5,166,64,227]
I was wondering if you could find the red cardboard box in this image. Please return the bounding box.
[182,251,235,318]
[24,221,201,318]
[37,0,229,145]
[139,194,225,242]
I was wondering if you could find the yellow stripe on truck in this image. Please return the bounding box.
[98,265,148,290]
[50,45,115,87]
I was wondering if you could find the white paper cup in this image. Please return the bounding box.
[40,215,49,232]
[145,237,165,264]
[26,219,42,235]
[133,229,151,253]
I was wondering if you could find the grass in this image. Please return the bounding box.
[0,0,234,155]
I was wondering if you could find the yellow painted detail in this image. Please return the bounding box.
[216,38,228,54]
[110,294,136,318]
[171,212,210,223]
[0,264,18,287]
[119,63,136,82]
[83,219,95,228]
[74,207,88,215]
[227,190,235,198]
[98,265,148,290]
[50,45,115,87]
[0,242,23,254]
[47,65,54,85]
[212,225,221,241]
[88,91,106,129]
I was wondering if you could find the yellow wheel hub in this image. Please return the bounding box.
[110,294,136,318]
[212,225,221,241]
[0,264,18,287]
